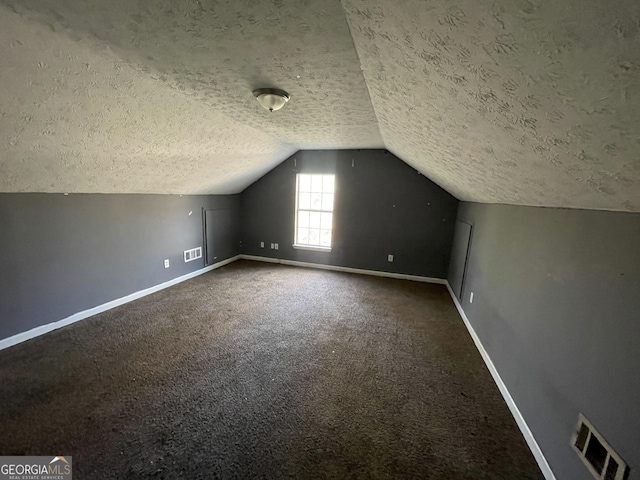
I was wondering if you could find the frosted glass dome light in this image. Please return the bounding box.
[253,88,290,112]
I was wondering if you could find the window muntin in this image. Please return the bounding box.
[295,174,334,250]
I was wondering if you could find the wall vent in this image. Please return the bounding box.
[572,414,629,480]
[183,247,202,263]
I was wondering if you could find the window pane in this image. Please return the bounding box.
[296,174,335,248]
[321,212,332,230]
[322,193,334,211]
[299,192,311,210]
[298,211,310,228]
[309,228,320,245]
[309,211,321,228]
[297,228,309,245]
[311,175,323,192]
[310,193,322,210]
[320,229,332,246]
[299,174,311,193]
[323,175,335,193]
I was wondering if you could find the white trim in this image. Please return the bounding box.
[292,244,332,252]
[239,254,280,264]
[0,255,240,351]
[444,282,556,480]
[239,255,446,284]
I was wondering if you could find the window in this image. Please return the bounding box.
[294,174,335,251]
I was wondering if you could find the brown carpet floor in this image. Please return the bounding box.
[0,260,544,479]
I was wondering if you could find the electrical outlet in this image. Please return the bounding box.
[387,254,394,262]
[470,292,474,303]
[164,259,170,269]
[274,243,279,250]
[260,241,264,248]
[270,243,275,249]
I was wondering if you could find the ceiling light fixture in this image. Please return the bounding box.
[253,88,290,112]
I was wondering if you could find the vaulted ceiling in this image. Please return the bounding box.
[1,0,638,211]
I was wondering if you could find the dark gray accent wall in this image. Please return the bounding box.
[0,193,240,340]
[240,150,459,278]
[450,203,640,479]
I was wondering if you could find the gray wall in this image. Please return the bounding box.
[0,193,240,340]
[241,150,459,278]
[450,202,640,479]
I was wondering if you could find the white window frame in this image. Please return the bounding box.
[293,173,335,252]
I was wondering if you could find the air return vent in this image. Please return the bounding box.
[572,414,628,480]
[183,247,202,263]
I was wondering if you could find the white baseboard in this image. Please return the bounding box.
[444,282,556,480]
[0,255,240,351]
[239,255,447,284]
[239,254,280,264]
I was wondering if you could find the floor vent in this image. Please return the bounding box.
[183,247,202,262]
[573,414,628,480]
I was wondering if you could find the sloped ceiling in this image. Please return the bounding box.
[0,0,638,211]
[0,0,382,194]
[343,0,640,211]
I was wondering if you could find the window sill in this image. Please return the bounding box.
[293,244,332,253]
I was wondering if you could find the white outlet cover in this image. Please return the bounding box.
[260,242,264,248]
[164,259,170,268]
[388,254,394,262]
[470,292,474,303]
[275,243,279,250]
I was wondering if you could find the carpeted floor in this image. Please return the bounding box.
[0,260,544,479]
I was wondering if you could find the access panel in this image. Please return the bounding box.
[203,208,233,266]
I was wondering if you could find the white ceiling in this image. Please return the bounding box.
[0,0,638,211]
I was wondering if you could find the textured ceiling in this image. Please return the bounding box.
[342,0,640,211]
[0,0,381,194]
[0,7,295,194]
[0,0,638,211]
